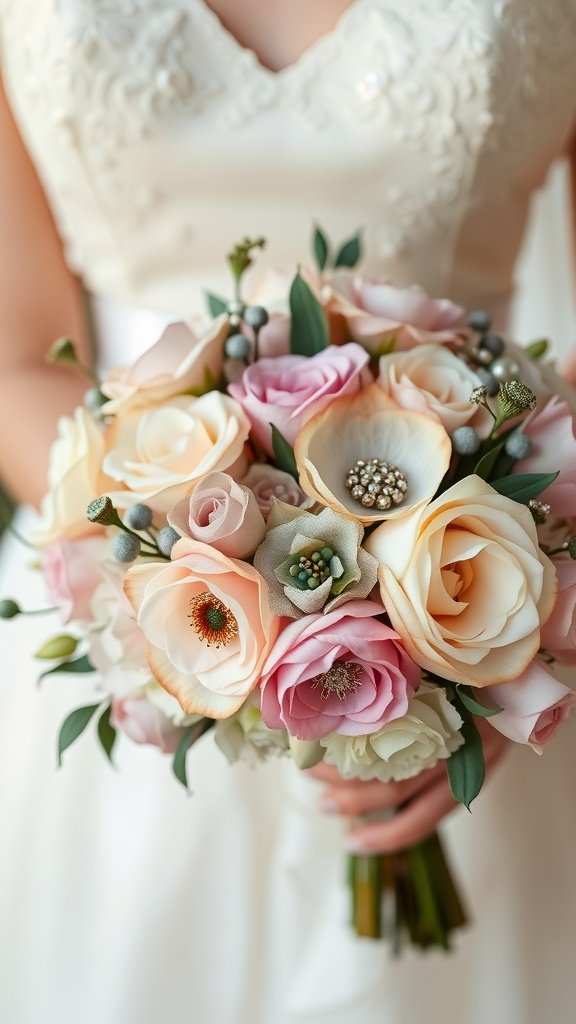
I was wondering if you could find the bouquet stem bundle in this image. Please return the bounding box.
[348,832,467,951]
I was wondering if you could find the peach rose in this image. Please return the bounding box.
[168,471,266,558]
[35,407,113,545]
[101,317,228,415]
[103,392,250,513]
[124,538,280,718]
[365,475,557,687]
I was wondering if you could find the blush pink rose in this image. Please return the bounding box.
[41,536,107,623]
[111,694,186,753]
[515,397,576,518]
[240,464,309,518]
[168,471,266,558]
[540,558,576,664]
[227,342,370,455]
[327,274,466,352]
[257,314,291,358]
[484,659,576,752]
[260,600,420,741]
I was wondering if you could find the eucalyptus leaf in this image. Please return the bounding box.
[289,272,329,355]
[97,704,117,764]
[39,653,96,684]
[456,684,502,718]
[58,702,101,766]
[446,699,485,811]
[335,232,362,269]
[313,225,330,271]
[206,292,228,318]
[491,471,559,504]
[474,442,504,481]
[271,424,299,480]
[524,338,549,360]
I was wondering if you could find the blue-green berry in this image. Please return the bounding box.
[475,367,499,396]
[480,333,505,357]
[468,310,491,333]
[225,333,252,360]
[243,305,269,329]
[0,598,21,619]
[157,527,180,557]
[112,533,141,562]
[125,503,153,531]
[505,432,533,460]
[452,426,481,455]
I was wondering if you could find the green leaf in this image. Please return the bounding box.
[270,424,299,479]
[524,338,549,360]
[447,699,485,810]
[289,271,329,356]
[97,704,117,764]
[335,232,362,269]
[474,442,505,482]
[206,292,228,318]
[172,719,215,789]
[58,702,101,766]
[39,653,96,683]
[456,685,502,718]
[313,225,330,271]
[491,471,559,504]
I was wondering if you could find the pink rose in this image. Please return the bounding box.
[168,471,266,558]
[227,343,370,455]
[240,464,309,518]
[540,558,576,664]
[327,274,465,353]
[485,660,576,752]
[260,600,420,741]
[257,314,291,358]
[41,536,107,623]
[515,397,576,518]
[111,694,186,753]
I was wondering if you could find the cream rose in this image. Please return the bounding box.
[124,538,280,718]
[35,407,113,545]
[365,475,557,687]
[321,684,464,782]
[103,392,250,512]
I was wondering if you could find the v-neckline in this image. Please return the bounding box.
[194,0,367,79]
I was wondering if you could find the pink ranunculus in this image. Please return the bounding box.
[260,600,420,741]
[485,659,576,752]
[168,471,266,558]
[240,464,310,519]
[41,535,107,623]
[515,396,576,518]
[111,694,186,753]
[327,273,466,353]
[227,342,370,455]
[540,558,576,664]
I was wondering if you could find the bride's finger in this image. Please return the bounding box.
[318,764,445,817]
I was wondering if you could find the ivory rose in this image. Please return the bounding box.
[41,535,107,622]
[35,407,114,544]
[365,475,557,687]
[327,274,465,353]
[227,342,370,454]
[124,539,280,718]
[168,472,266,558]
[240,464,310,518]
[485,660,576,751]
[540,558,576,664]
[378,344,488,433]
[260,600,420,740]
[321,683,464,782]
[101,317,228,415]
[103,392,250,512]
[514,396,576,518]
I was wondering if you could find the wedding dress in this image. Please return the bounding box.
[1,3,576,1023]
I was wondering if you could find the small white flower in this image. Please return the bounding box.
[214,701,289,765]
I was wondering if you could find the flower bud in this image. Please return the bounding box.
[34,634,78,660]
[495,380,537,427]
[0,598,21,619]
[87,496,122,527]
[124,503,153,531]
[45,336,79,367]
[112,533,141,563]
[288,735,325,770]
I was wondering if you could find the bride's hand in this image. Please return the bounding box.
[308,720,510,853]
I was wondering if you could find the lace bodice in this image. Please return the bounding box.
[1,0,575,318]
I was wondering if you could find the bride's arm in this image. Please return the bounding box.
[0,76,89,506]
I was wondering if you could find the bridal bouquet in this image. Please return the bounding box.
[3,231,576,952]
